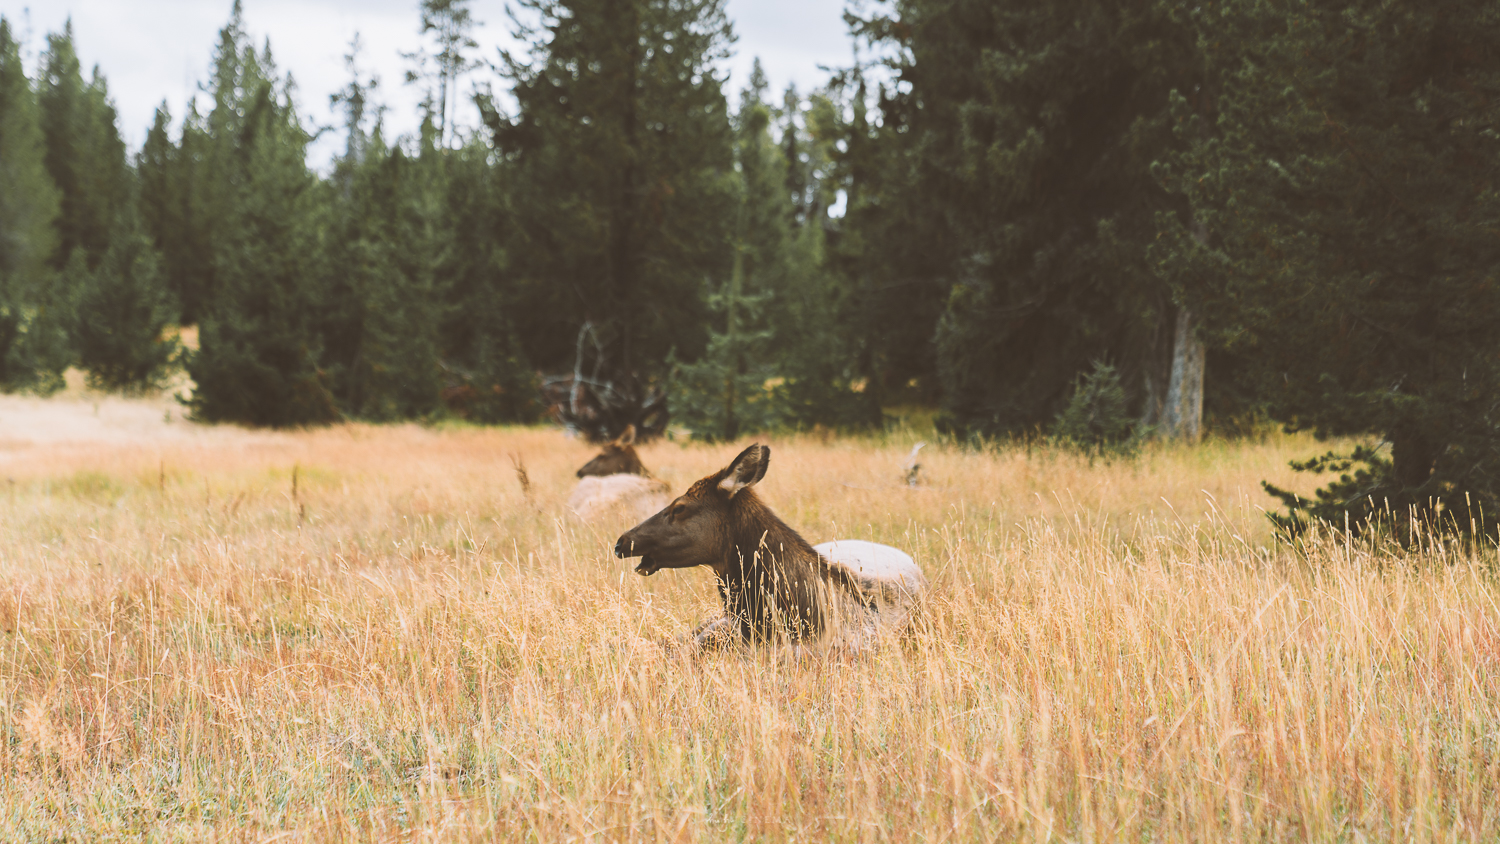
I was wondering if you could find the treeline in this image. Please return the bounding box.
[846,0,1499,532]
[1,0,1498,530]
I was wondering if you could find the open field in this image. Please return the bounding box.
[0,395,1497,841]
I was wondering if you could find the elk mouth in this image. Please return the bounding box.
[634,556,661,576]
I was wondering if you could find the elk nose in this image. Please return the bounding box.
[613,537,632,558]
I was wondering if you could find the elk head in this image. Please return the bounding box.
[614,443,769,576]
[576,425,648,478]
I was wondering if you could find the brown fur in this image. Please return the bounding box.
[576,425,650,478]
[615,445,865,645]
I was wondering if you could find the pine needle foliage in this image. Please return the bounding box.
[1153,0,1500,538]
[0,18,67,394]
[72,224,181,393]
[1051,360,1140,456]
[487,0,736,378]
[185,9,337,426]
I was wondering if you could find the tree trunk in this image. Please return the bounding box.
[1162,307,1205,442]
[1138,322,1169,431]
[610,4,641,376]
[723,246,743,441]
[1390,424,1438,491]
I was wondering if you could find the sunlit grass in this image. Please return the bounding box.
[0,422,1495,841]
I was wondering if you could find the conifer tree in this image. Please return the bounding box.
[771,87,877,429]
[1154,0,1500,535]
[674,67,874,435]
[138,103,219,324]
[671,63,786,440]
[35,21,180,394]
[322,40,446,421]
[323,122,444,421]
[437,138,538,423]
[137,5,255,325]
[847,0,1199,435]
[38,21,130,271]
[72,215,181,392]
[404,0,480,148]
[670,243,780,440]
[487,0,736,387]
[186,11,336,426]
[0,17,68,393]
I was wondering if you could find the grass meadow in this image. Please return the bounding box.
[0,414,1497,841]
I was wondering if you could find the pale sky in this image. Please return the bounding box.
[0,0,858,169]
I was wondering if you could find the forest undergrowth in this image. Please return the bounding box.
[0,422,1495,841]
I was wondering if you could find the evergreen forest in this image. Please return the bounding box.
[0,0,1497,534]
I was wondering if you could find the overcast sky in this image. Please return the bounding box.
[0,0,858,169]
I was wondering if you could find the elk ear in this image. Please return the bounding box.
[614,425,636,447]
[718,444,770,498]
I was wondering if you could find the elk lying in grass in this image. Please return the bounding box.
[567,425,670,523]
[614,443,926,654]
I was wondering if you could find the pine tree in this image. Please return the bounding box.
[771,86,877,429]
[324,125,445,421]
[671,63,787,440]
[137,103,219,325]
[436,137,538,423]
[404,0,480,148]
[72,216,181,392]
[35,20,180,394]
[321,39,447,421]
[0,17,68,393]
[847,0,1200,436]
[487,0,736,389]
[669,249,781,439]
[1154,0,1500,535]
[186,12,336,426]
[137,5,253,325]
[38,21,130,271]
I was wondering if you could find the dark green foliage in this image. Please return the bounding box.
[137,6,253,325]
[36,21,177,394]
[73,225,181,392]
[13,0,1497,465]
[138,104,216,324]
[1261,447,1397,538]
[1154,0,1500,536]
[850,0,1197,435]
[38,21,131,272]
[822,68,945,409]
[1051,361,1138,455]
[432,140,539,423]
[322,36,536,425]
[670,66,786,440]
[323,128,444,422]
[487,0,736,380]
[771,91,878,431]
[670,250,783,441]
[669,65,875,438]
[0,17,67,394]
[185,12,337,426]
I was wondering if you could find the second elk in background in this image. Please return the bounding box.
[568,426,671,523]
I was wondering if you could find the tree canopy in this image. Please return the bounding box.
[3,0,1500,534]
[1154,0,1500,534]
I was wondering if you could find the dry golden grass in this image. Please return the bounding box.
[0,417,1496,842]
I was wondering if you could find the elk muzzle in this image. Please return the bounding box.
[613,531,660,576]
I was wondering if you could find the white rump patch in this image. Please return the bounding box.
[814,539,927,650]
[568,474,670,523]
[815,540,925,591]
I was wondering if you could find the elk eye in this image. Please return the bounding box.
[671,504,687,520]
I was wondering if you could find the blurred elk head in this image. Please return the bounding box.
[576,425,648,478]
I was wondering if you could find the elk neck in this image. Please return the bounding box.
[713,489,863,642]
